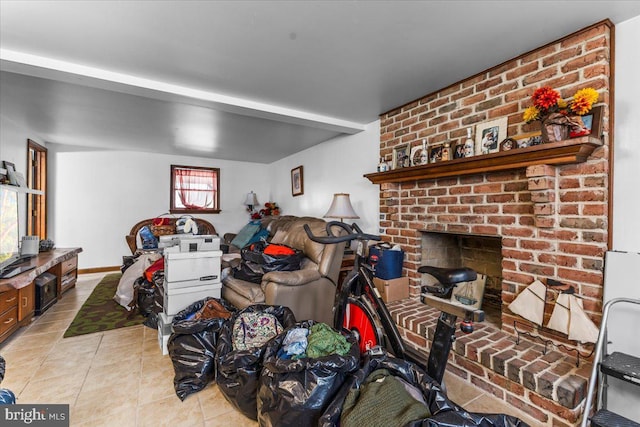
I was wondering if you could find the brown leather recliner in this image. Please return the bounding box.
[222,217,345,324]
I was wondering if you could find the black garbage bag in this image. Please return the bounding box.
[257,320,360,427]
[132,272,164,329]
[216,304,297,420]
[0,355,5,383]
[0,355,16,404]
[121,255,138,273]
[233,260,264,284]
[320,350,528,427]
[168,297,235,401]
[234,241,304,283]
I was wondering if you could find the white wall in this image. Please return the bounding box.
[50,148,270,268]
[607,14,640,422]
[267,120,380,234]
[612,15,640,253]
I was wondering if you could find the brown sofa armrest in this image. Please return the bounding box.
[125,235,137,254]
[223,232,237,244]
[261,269,322,286]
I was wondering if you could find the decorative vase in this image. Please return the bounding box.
[540,113,570,143]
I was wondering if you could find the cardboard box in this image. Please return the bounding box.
[373,277,409,303]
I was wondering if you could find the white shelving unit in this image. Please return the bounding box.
[0,183,44,195]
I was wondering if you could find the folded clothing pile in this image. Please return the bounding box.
[277,323,351,360]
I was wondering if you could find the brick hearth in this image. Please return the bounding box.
[388,299,592,425]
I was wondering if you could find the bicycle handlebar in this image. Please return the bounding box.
[303,221,381,244]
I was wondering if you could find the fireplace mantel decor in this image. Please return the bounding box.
[365,136,601,184]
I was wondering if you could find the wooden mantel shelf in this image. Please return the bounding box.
[364,136,602,184]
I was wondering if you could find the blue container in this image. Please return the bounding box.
[369,246,404,280]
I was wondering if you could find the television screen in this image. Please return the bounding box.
[0,186,19,271]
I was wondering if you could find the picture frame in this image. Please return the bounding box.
[513,131,543,149]
[291,165,304,196]
[475,117,507,155]
[392,144,410,169]
[569,105,603,139]
[499,138,516,152]
[453,143,466,159]
[410,145,428,167]
[428,144,443,163]
[2,161,17,186]
[449,274,487,310]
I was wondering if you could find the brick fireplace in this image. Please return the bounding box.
[369,21,613,426]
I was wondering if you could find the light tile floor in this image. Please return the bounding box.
[0,273,541,426]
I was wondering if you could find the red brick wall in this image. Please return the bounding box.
[378,21,612,351]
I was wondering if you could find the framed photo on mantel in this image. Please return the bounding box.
[475,118,507,155]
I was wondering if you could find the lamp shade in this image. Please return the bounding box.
[323,193,360,220]
[244,191,258,207]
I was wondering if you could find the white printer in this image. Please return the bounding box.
[157,234,223,355]
[159,234,220,252]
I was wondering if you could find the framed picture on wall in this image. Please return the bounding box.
[475,117,507,155]
[2,161,17,186]
[291,165,304,196]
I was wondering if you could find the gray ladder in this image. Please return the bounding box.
[581,298,640,427]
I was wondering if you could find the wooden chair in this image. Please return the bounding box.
[125,217,217,254]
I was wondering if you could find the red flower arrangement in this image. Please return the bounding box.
[523,86,599,123]
[250,202,280,220]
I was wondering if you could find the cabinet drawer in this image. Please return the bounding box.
[0,306,18,336]
[0,289,19,314]
[61,257,78,275]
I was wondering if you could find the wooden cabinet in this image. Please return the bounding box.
[0,248,82,344]
[18,281,35,322]
[55,255,78,297]
[0,288,19,342]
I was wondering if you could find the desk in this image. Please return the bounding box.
[0,248,82,343]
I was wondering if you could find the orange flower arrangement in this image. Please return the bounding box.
[523,86,599,123]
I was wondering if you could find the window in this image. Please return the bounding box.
[26,139,47,239]
[170,165,220,214]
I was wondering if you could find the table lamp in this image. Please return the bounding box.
[244,191,258,214]
[323,193,359,253]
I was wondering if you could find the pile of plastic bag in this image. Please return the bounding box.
[257,320,360,427]
[167,297,235,400]
[216,305,296,420]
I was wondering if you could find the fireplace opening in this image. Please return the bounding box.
[420,231,502,328]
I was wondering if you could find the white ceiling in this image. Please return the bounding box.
[1,1,639,163]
